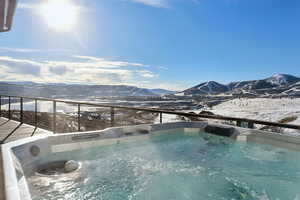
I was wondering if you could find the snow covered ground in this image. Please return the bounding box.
[211,98,300,135]
[153,98,300,135]
[154,113,184,124]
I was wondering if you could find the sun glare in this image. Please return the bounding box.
[38,0,79,31]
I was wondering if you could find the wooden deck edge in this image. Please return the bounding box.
[0,148,6,200]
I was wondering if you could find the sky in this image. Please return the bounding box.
[0,0,300,91]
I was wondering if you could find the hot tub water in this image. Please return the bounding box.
[28,129,300,200]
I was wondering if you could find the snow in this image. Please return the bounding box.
[175,92,185,96]
[267,74,288,86]
[291,81,300,86]
[197,81,226,94]
[154,113,184,124]
[154,97,300,135]
[211,98,300,135]
[206,82,213,93]
[284,85,300,94]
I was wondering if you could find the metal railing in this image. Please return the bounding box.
[0,94,300,134]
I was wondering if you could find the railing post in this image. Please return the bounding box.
[160,112,163,124]
[78,104,81,131]
[8,96,11,119]
[248,122,254,129]
[35,99,37,127]
[20,97,23,123]
[110,107,115,127]
[236,120,242,127]
[0,95,2,117]
[53,101,56,133]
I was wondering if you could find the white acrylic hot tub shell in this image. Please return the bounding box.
[2,122,300,200]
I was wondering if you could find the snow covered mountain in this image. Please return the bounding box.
[183,81,229,95]
[180,74,300,96]
[149,88,176,95]
[0,82,175,97]
[229,74,300,90]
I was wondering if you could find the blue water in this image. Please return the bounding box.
[29,130,300,200]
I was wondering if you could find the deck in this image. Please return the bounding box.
[0,117,52,200]
[0,117,51,144]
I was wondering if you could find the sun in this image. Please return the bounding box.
[38,0,79,31]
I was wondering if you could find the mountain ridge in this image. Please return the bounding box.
[0,81,176,97]
[181,74,300,96]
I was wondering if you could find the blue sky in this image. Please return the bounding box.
[0,0,300,90]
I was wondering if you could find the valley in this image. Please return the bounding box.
[0,74,300,134]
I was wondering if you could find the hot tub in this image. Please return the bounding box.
[2,122,300,200]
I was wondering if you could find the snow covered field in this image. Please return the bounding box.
[211,98,300,135]
[154,98,300,135]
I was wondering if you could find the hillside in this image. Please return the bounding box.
[179,74,300,96]
[211,98,300,135]
[0,82,175,98]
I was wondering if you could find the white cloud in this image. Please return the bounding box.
[19,0,198,10]
[49,65,73,75]
[157,65,168,70]
[0,47,72,53]
[0,47,42,53]
[73,55,147,67]
[0,55,185,90]
[0,56,152,85]
[127,0,200,8]
[129,0,169,8]
[0,56,41,76]
[138,69,157,78]
[19,1,168,9]
[18,1,88,12]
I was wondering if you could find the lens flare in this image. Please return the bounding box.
[38,0,79,31]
